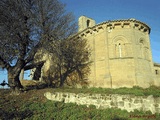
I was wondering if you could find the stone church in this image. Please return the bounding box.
[31,16,160,88]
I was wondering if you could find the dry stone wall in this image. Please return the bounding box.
[44,92,160,114]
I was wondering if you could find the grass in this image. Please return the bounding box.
[0,86,160,119]
[20,79,160,97]
[0,89,160,120]
[19,101,159,120]
[53,85,160,97]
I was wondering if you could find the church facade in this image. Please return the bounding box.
[31,16,160,88]
[73,16,160,88]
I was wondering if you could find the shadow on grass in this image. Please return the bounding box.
[0,109,33,120]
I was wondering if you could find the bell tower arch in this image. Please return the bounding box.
[78,16,96,31]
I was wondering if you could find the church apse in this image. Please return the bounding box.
[29,16,160,88]
[76,16,159,88]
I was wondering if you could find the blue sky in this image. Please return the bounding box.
[61,0,160,63]
[0,0,159,84]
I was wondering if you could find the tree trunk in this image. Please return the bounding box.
[8,67,23,94]
[59,72,68,87]
[19,69,24,81]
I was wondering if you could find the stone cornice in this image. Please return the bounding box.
[72,19,151,39]
[154,63,160,67]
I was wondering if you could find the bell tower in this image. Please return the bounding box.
[78,16,96,32]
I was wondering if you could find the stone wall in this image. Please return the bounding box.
[77,16,156,88]
[44,92,160,114]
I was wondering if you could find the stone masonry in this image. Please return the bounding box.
[44,92,160,114]
[31,16,160,88]
[75,16,160,88]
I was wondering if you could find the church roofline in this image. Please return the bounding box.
[80,15,95,21]
[74,19,151,38]
[97,19,150,29]
[154,63,160,67]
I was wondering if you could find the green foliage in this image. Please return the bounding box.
[17,101,160,120]
[52,85,160,97]
[1,86,160,120]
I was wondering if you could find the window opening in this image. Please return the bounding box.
[115,44,117,57]
[155,70,158,75]
[87,20,90,27]
[140,40,145,59]
[118,43,122,57]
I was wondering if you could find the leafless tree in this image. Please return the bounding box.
[46,37,91,87]
[0,0,76,93]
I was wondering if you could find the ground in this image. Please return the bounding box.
[0,88,53,119]
[0,85,160,120]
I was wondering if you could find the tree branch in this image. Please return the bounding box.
[24,61,45,70]
[25,42,41,64]
[0,56,10,69]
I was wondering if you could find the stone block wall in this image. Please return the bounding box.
[44,92,160,114]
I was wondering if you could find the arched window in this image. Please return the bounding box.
[112,36,128,58]
[87,20,90,27]
[118,43,122,57]
[139,40,144,58]
[115,41,125,58]
[139,39,149,60]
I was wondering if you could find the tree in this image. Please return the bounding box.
[34,0,76,41]
[0,0,34,92]
[0,0,76,92]
[46,37,91,87]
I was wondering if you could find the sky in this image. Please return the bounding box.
[0,0,160,85]
[60,0,160,63]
